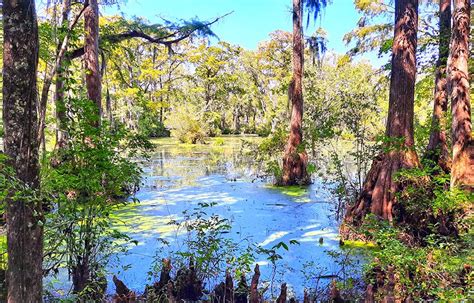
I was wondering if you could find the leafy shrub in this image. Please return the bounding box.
[138,112,170,138]
[150,202,256,285]
[250,127,287,179]
[361,213,473,302]
[149,202,299,295]
[202,111,222,137]
[256,123,272,137]
[394,166,472,241]
[42,97,150,299]
[165,107,208,144]
[213,137,225,146]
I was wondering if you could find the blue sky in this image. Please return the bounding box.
[102,0,387,66]
[105,0,353,50]
[34,0,387,66]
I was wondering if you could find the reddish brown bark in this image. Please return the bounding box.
[249,264,260,303]
[113,275,132,297]
[303,289,310,303]
[84,0,102,118]
[329,280,343,302]
[281,0,310,186]
[276,283,287,303]
[225,271,234,303]
[450,0,473,191]
[342,0,420,233]
[425,0,452,172]
[2,0,43,301]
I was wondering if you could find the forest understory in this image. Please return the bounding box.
[0,0,473,302]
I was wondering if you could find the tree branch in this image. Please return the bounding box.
[67,11,233,59]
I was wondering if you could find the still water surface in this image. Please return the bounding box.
[106,136,349,295]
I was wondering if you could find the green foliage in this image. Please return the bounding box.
[361,214,473,301]
[352,162,473,301]
[165,106,207,144]
[150,202,298,292]
[138,112,170,138]
[0,154,15,206]
[213,137,225,146]
[42,95,150,299]
[250,127,287,179]
[151,202,256,285]
[393,165,472,240]
[202,111,223,137]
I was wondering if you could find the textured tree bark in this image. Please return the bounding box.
[281,0,310,186]
[450,0,473,191]
[224,271,233,303]
[425,0,452,172]
[2,0,43,302]
[342,0,420,234]
[249,264,260,303]
[276,283,287,303]
[84,0,102,119]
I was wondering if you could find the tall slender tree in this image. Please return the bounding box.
[281,0,310,185]
[280,0,327,185]
[56,0,73,145]
[450,0,473,191]
[69,0,102,292]
[3,0,43,301]
[425,0,451,172]
[343,0,420,230]
[84,0,102,118]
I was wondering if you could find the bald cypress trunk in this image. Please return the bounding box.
[3,0,43,301]
[450,0,473,191]
[280,0,310,186]
[84,0,102,119]
[425,0,451,172]
[342,0,420,232]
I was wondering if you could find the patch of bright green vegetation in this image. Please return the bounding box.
[266,184,309,197]
[110,201,182,240]
[341,239,378,250]
[151,136,261,149]
[0,235,6,270]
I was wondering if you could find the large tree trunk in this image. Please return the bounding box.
[84,0,102,119]
[2,0,43,301]
[425,0,451,172]
[450,0,473,191]
[280,0,310,186]
[342,0,420,233]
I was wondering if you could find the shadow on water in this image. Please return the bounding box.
[103,136,357,296]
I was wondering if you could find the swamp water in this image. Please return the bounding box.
[105,136,361,296]
[45,136,362,298]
